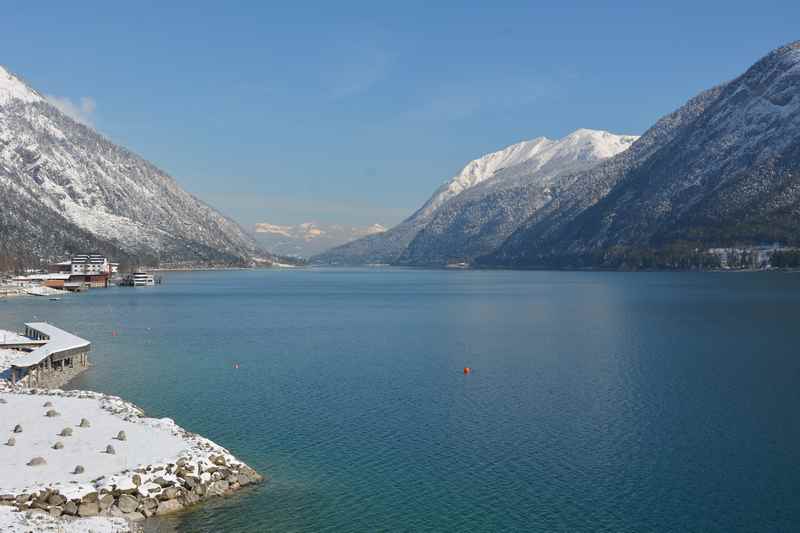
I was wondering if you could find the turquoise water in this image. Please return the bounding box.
[2,269,800,532]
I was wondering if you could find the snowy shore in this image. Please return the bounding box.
[0,386,263,532]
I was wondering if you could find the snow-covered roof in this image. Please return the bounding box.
[0,330,34,346]
[12,273,71,281]
[10,323,90,368]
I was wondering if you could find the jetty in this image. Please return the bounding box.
[0,323,91,389]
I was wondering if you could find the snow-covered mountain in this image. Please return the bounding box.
[254,222,386,258]
[313,129,636,265]
[0,65,263,266]
[482,41,800,269]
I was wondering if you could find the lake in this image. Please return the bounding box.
[1,269,799,532]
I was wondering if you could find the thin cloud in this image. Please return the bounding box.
[45,95,97,126]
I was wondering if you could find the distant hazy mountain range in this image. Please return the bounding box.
[0,65,266,266]
[315,41,800,269]
[254,222,387,258]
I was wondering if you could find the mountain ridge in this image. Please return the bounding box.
[0,64,266,267]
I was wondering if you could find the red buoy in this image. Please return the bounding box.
[463,367,471,375]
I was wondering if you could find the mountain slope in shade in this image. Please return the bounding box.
[395,130,637,266]
[483,41,800,269]
[312,130,636,265]
[254,222,386,258]
[0,65,263,265]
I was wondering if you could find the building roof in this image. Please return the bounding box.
[0,330,35,347]
[10,323,90,368]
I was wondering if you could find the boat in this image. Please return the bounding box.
[48,297,61,301]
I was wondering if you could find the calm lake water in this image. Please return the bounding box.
[2,269,799,532]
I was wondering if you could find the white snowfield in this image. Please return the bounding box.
[0,66,43,106]
[419,129,639,218]
[0,387,247,531]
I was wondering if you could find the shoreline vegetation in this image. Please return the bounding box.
[0,328,264,532]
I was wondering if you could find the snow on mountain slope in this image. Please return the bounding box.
[396,129,638,265]
[314,129,636,265]
[483,41,800,269]
[0,64,262,265]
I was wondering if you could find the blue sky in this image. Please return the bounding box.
[3,1,799,228]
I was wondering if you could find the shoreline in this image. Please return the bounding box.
[0,328,265,532]
[0,386,264,532]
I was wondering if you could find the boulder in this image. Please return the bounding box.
[48,494,66,507]
[45,409,60,417]
[27,457,46,467]
[160,486,180,501]
[79,418,90,428]
[98,493,114,511]
[60,427,73,437]
[6,437,15,447]
[153,476,171,488]
[12,424,22,433]
[116,430,127,441]
[132,474,142,486]
[43,401,53,407]
[156,499,183,515]
[105,444,116,455]
[63,500,78,516]
[78,502,99,517]
[52,441,64,450]
[48,506,63,518]
[81,492,98,504]
[73,465,85,475]
[117,494,139,514]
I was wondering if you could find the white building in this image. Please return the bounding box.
[69,254,118,275]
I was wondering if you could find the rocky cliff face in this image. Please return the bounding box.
[0,65,263,266]
[313,129,636,265]
[483,41,800,268]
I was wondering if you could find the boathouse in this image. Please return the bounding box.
[0,323,91,387]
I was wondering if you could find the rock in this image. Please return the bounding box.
[48,506,63,518]
[116,430,127,441]
[156,499,183,515]
[181,475,199,489]
[105,444,116,455]
[153,476,171,488]
[60,427,73,437]
[62,500,78,516]
[45,409,60,417]
[207,480,230,497]
[140,497,158,518]
[0,398,6,403]
[160,486,180,500]
[6,437,15,447]
[117,494,139,514]
[48,494,66,506]
[52,441,64,450]
[180,491,200,507]
[79,418,90,428]
[73,465,85,474]
[78,502,99,517]
[12,424,22,433]
[27,456,46,467]
[237,474,252,486]
[81,492,98,504]
[43,401,53,407]
[132,474,142,486]
[98,493,114,511]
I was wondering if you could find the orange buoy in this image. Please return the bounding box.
[463,367,471,375]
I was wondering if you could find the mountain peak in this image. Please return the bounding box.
[0,65,42,105]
